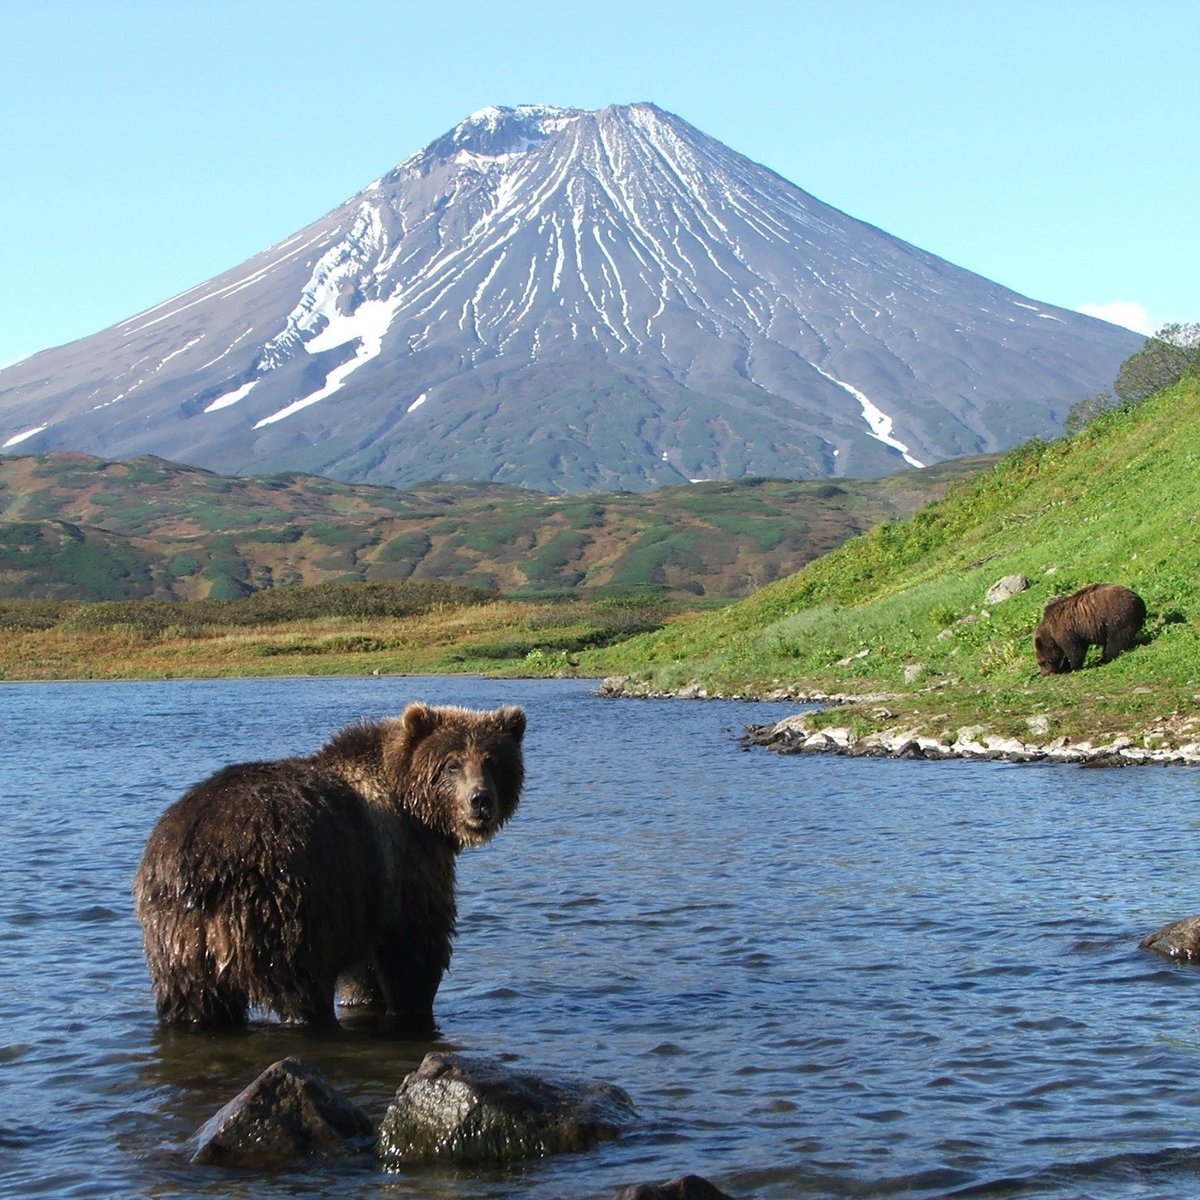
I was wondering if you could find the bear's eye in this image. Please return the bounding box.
[441,757,461,776]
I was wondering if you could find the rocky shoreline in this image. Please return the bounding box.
[741,713,1200,766]
[597,677,1200,767]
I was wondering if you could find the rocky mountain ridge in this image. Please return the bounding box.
[0,104,1141,491]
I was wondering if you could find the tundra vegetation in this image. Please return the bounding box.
[0,456,979,602]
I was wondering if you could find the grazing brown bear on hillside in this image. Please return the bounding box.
[132,703,525,1029]
[1033,583,1146,674]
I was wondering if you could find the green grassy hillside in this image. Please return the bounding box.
[581,377,1200,749]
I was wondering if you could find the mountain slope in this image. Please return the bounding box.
[0,104,1141,492]
[582,376,1200,746]
[0,450,987,601]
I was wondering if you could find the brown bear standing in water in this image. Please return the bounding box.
[132,703,525,1029]
[1033,583,1146,674]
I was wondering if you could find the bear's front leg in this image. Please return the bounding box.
[1060,631,1089,671]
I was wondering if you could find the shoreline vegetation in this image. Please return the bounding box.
[0,584,666,685]
[2,374,1199,766]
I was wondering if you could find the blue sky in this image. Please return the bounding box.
[3,0,1195,367]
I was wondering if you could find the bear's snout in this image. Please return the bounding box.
[469,787,494,820]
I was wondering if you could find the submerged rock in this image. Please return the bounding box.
[377,1051,636,1165]
[1140,915,1200,961]
[186,1056,372,1166]
[612,1175,737,1199]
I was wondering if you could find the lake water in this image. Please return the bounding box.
[3,676,1200,1199]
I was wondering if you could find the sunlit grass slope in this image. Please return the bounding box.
[580,377,1200,748]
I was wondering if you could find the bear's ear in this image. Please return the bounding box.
[400,703,441,744]
[495,706,526,743]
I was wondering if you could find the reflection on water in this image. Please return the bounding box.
[2,676,1200,1198]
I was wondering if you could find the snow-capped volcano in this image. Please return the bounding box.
[0,103,1141,491]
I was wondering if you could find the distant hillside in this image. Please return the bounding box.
[0,452,988,602]
[583,376,1200,748]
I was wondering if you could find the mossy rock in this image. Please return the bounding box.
[377,1051,636,1165]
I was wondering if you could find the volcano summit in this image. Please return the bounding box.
[0,103,1140,491]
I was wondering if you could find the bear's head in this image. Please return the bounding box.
[1033,627,1067,674]
[388,703,526,849]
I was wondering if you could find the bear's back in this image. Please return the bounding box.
[135,759,383,930]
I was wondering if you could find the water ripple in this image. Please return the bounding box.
[3,677,1200,1199]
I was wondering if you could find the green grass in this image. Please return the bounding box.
[580,377,1200,749]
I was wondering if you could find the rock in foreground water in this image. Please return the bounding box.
[187,1056,373,1166]
[612,1174,737,1198]
[1140,915,1200,961]
[377,1051,636,1165]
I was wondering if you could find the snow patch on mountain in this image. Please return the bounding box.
[157,337,204,369]
[204,379,258,413]
[3,425,48,448]
[198,327,255,372]
[254,293,402,427]
[259,203,388,370]
[813,365,926,468]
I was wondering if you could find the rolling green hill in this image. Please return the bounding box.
[0,452,986,602]
[581,377,1200,751]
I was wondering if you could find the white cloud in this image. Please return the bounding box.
[1077,301,1155,335]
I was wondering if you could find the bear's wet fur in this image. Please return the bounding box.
[1033,583,1146,674]
[132,703,525,1029]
